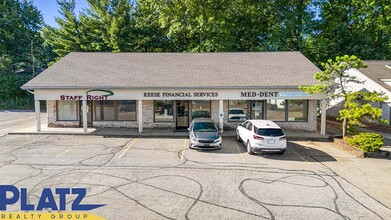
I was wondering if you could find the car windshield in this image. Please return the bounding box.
[229,109,244,114]
[193,111,210,118]
[193,122,217,132]
[257,129,284,137]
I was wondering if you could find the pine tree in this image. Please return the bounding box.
[42,0,83,59]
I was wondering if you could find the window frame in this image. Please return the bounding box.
[94,100,137,121]
[228,100,249,122]
[266,99,286,122]
[264,99,309,122]
[117,100,137,121]
[153,100,174,123]
[190,100,212,120]
[286,100,309,122]
[56,100,79,121]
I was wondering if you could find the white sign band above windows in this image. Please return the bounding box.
[34,89,325,101]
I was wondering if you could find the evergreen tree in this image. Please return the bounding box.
[42,0,83,59]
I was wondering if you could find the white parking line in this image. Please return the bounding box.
[179,139,188,160]
[289,148,310,164]
[56,137,93,158]
[118,138,138,158]
[233,140,246,162]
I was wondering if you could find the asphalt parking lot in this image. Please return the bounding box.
[1,133,391,219]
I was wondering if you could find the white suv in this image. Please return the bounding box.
[236,120,287,155]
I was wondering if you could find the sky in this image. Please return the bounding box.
[33,0,89,27]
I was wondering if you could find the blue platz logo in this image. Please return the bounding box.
[0,185,105,211]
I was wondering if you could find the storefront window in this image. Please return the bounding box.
[95,101,115,121]
[266,100,286,121]
[191,101,211,119]
[117,100,136,121]
[229,100,248,122]
[250,101,264,119]
[95,100,137,121]
[287,100,308,121]
[154,101,174,122]
[57,101,78,121]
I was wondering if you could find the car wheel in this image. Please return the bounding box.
[236,133,241,142]
[277,150,286,155]
[247,141,255,155]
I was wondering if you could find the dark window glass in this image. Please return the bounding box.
[257,129,284,137]
[95,100,115,121]
[57,101,78,121]
[228,100,248,122]
[266,100,286,121]
[192,101,211,119]
[246,122,253,131]
[250,101,263,119]
[95,100,136,121]
[242,121,249,128]
[193,122,217,132]
[154,100,174,122]
[117,100,136,121]
[287,100,308,122]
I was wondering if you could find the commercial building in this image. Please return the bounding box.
[328,60,391,124]
[21,52,327,135]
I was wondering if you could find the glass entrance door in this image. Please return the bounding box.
[176,101,189,128]
[250,101,264,119]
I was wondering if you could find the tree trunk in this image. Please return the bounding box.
[342,117,348,137]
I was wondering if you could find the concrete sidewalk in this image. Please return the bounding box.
[8,125,328,140]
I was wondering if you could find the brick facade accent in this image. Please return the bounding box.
[48,99,318,131]
[275,100,318,132]
[47,100,79,128]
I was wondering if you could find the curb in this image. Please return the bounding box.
[7,132,330,141]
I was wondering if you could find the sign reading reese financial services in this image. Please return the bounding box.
[144,92,219,98]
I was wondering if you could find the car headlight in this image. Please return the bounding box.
[214,137,222,143]
[190,134,197,141]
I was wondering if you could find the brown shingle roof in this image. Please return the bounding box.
[360,60,391,92]
[22,52,320,90]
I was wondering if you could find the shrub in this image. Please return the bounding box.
[345,132,384,152]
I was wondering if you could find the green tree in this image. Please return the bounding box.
[300,55,387,137]
[82,0,134,52]
[42,0,84,59]
[268,0,314,51]
[340,92,388,134]
[0,0,47,71]
[0,0,47,109]
[307,0,391,65]
[132,0,172,52]
[148,0,276,52]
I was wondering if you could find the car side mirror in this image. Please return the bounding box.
[187,128,190,131]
